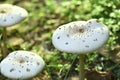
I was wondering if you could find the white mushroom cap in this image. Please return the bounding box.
[52,19,109,53]
[0,50,45,79]
[0,4,28,27]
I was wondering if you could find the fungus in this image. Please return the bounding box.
[0,4,28,58]
[0,50,45,79]
[52,19,109,80]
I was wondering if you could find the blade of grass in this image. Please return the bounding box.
[64,54,78,80]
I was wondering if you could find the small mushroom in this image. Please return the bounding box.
[0,4,28,58]
[52,19,109,80]
[0,50,45,79]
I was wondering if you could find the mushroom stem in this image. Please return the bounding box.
[18,79,23,80]
[79,54,85,80]
[0,34,2,47]
[0,36,2,57]
[2,27,7,58]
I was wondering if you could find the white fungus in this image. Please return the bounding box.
[0,4,28,27]
[52,19,109,53]
[0,50,45,79]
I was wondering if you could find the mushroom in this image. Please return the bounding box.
[0,4,28,58]
[0,50,45,79]
[52,19,109,80]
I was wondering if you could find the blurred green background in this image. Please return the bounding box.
[0,0,120,80]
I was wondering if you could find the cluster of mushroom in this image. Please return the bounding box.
[0,4,45,79]
[0,3,110,80]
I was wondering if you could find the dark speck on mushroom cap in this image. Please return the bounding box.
[0,4,12,14]
[0,9,9,14]
[52,19,109,53]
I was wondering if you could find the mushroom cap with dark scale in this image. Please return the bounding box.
[52,19,109,53]
[0,4,28,27]
[0,50,45,79]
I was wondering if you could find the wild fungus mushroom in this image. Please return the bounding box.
[0,4,28,27]
[52,19,109,80]
[0,50,45,79]
[0,4,28,58]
